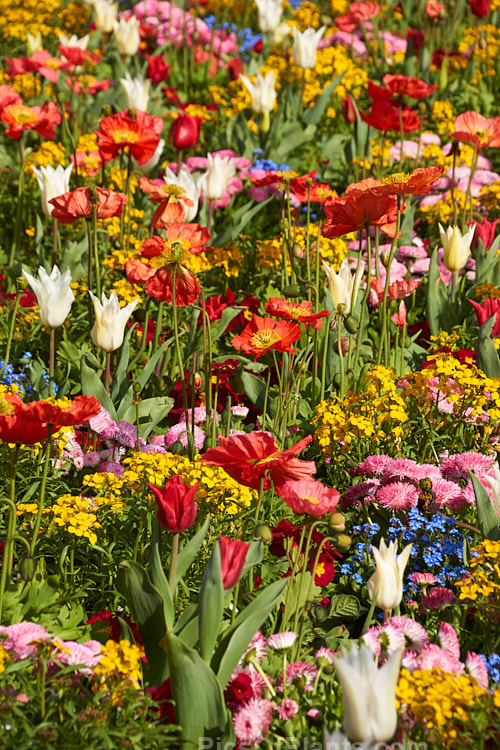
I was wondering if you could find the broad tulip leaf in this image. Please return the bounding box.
[426,247,445,337]
[175,516,210,585]
[469,469,500,541]
[476,316,500,379]
[80,354,117,419]
[116,561,169,686]
[301,72,345,125]
[198,542,225,663]
[150,522,175,631]
[165,632,234,748]
[117,396,173,436]
[213,578,287,687]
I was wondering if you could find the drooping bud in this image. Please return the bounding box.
[254,524,273,545]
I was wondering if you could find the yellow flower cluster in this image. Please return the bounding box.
[185,242,245,278]
[396,668,488,742]
[82,472,127,500]
[430,100,455,136]
[51,495,102,546]
[24,142,68,175]
[108,167,139,195]
[459,25,500,83]
[475,283,500,302]
[0,644,10,675]
[0,0,88,40]
[480,180,500,216]
[111,279,142,307]
[103,208,147,253]
[455,540,500,609]
[289,1,322,30]
[429,330,461,352]
[256,224,347,272]
[400,353,500,421]
[122,451,256,515]
[94,639,144,698]
[314,366,408,455]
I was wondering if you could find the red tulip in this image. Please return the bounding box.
[342,96,357,125]
[169,115,201,151]
[218,537,251,589]
[149,475,199,533]
[228,57,244,81]
[470,0,489,16]
[469,218,499,250]
[469,298,500,338]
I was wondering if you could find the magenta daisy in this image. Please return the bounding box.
[356,454,392,477]
[241,631,268,666]
[341,479,380,508]
[380,458,423,483]
[278,698,299,719]
[370,623,405,661]
[0,622,50,659]
[421,587,456,611]
[314,646,335,667]
[430,478,464,508]
[267,632,298,652]
[389,616,429,653]
[440,451,494,481]
[409,572,437,587]
[438,622,460,661]
[277,661,318,693]
[233,698,275,746]
[376,481,419,510]
[164,421,206,450]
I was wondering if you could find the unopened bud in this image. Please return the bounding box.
[169,438,184,455]
[280,218,290,232]
[254,524,273,545]
[16,277,28,293]
[344,315,359,335]
[336,302,346,314]
[283,284,306,298]
[292,243,304,259]
[128,108,137,119]
[309,601,328,626]
[333,337,349,356]
[380,250,391,267]
[19,555,37,582]
[333,533,352,552]
[134,308,147,323]
[133,381,141,394]
[328,512,346,533]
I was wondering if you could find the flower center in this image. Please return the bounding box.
[10,105,38,125]
[249,330,281,349]
[148,238,191,268]
[382,172,410,185]
[162,184,186,197]
[0,397,15,415]
[111,129,139,144]
[300,494,319,504]
[283,304,303,319]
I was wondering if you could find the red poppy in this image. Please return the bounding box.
[469,298,500,337]
[201,432,316,491]
[57,46,100,67]
[335,1,379,31]
[5,50,66,83]
[96,110,161,165]
[265,298,329,330]
[370,278,421,302]
[125,258,155,285]
[279,479,340,517]
[231,315,301,360]
[382,74,438,100]
[149,475,199,533]
[146,54,171,84]
[0,394,100,445]
[66,78,112,95]
[0,101,61,140]
[390,300,407,330]
[218,537,251,589]
[348,166,444,199]
[361,100,420,133]
[451,111,500,150]
[0,84,22,109]
[49,186,127,224]
[322,192,399,238]
[139,176,194,227]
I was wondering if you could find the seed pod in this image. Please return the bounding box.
[282,284,306,298]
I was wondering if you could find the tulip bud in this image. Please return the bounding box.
[169,115,201,151]
[88,291,139,353]
[328,511,346,533]
[342,96,357,125]
[254,524,273,545]
[23,265,75,329]
[367,538,413,615]
[439,223,475,273]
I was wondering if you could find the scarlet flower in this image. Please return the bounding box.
[451,111,500,150]
[361,100,420,133]
[57,46,100,67]
[125,258,155,284]
[469,298,500,337]
[218,537,251,589]
[0,394,100,445]
[201,432,316,491]
[149,475,199,533]
[228,57,245,81]
[146,54,171,84]
[66,78,111,95]
[382,74,438,100]
[390,300,407,329]
[0,84,22,109]
[470,0,489,16]
[367,80,393,102]
[468,217,499,250]
[0,101,61,140]
[6,50,66,83]
[280,479,340,517]
[370,278,421,302]
[335,1,379,31]
[351,166,444,199]
[265,298,329,330]
[139,176,194,228]
[169,114,201,151]
[231,315,301,360]
[406,29,425,53]
[321,192,399,239]
[95,110,161,165]
[425,0,443,17]
[342,96,357,124]
[49,186,127,224]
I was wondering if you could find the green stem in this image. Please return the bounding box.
[353,228,372,372]
[320,313,332,402]
[9,137,24,272]
[92,206,101,299]
[86,218,94,294]
[49,328,56,397]
[152,302,164,353]
[171,266,191,452]
[105,352,111,393]
[379,197,402,368]
[0,289,23,380]
[0,445,21,622]
[30,433,53,557]
[169,532,179,597]
[337,314,345,397]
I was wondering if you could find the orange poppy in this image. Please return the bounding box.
[321,192,399,238]
[139,176,194,227]
[231,315,301,360]
[96,110,161,165]
[265,298,329,329]
[49,186,127,224]
[349,166,444,198]
[382,74,438,100]
[451,111,500,150]
[1,101,61,140]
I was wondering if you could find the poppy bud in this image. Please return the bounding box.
[333,533,352,552]
[254,524,273,545]
[19,555,37,582]
[169,115,201,151]
[380,250,391,267]
[293,243,304,259]
[344,315,359,334]
[283,285,306,298]
[328,511,346,533]
[134,308,147,323]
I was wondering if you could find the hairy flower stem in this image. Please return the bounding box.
[0,288,23,380]
[169,532,179,597]
[171,266,192,457]
[30,433,53,557]
[9,138,25,275]
[353,228,372,372]
[0,445,21,622]
[379,197,402,367]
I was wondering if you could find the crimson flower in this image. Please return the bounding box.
[265,298,329,330]
[201,432,316,491]
[0,101,61,140]
[149,475,199,533]
[49,186,126,224]
[468,218,499,250]
[218,537,251,589]
[57,46,100,67]
[169,114,202,151]
[451,111,500,150]
[469,298,500,338]
[470,0,489,16]
[361,100,420,133]
[96,110,161,165]
[279,479,340,517]
[139,177,194,227]
[231,315,301,360]
[146,54,171,84]
[0,84,22,109]
[322,192,399,238]
[382,74,438,100]
[5,50,66,83]
[0,394,100,445]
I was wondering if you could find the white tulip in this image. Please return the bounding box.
[93,0,118,33]
[32,163,73,218]
[323,258,363,315]
[120,73,150,112]
[23,266,74,329]
[133,139,165,175]
[198,153,236,202]
[240,71,277,115]
[332,642,402,745]
[255,0,282,33]
[26,31,43,54]
[58,33,89,49]
[113,15,141,56]
[164,166,200,222]
[89,291,139,352]
[366,538,413,616]
[272,21,291,47]
[292,25,326,69]
[438,223,475,273]
[484,465,500,515]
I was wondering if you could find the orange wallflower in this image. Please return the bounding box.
[231,315,301,360]
[49,187,127,223]
[451,111,500,150]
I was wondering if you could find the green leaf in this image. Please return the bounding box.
[151,521,175,631]
[476,316,500,379]
[301,73,345,125]
[166,632,234,748]
[213,198,272,247]
[173,603,199,648]
[269,122,317,162]
[426,248,445,337]
[240,540,264,578]
[328,594,361,620]
[468,469,500,541]
[175,517,210,585]
[213,578,287,687]
[281,571,320,630]
[198,542,225,663]
[111,327,133,403]
[116,561,169,686]
[117,396,173,437]
[80,354,116,419]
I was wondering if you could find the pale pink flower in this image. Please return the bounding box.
[314,646,335,667]
[465,652,489,689]
[242,631,268,665]
[440,452,494,482]
[370,623,405,661]
[51,640,102,673]
[418,644,462,674]
[356,454,392,477]
[0,622,50,658]
[376,481,419,510]
[342,480,380,508]
[438,622,460,661]
[164,421,205,450]
[409,572,437,586]
[277,661,317,693]
[278,698,299,719]
[267,632,297,652]
[233,698,275,746]
[389,616,429,653]
[360,629,382,658]
[431,478,464,508]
